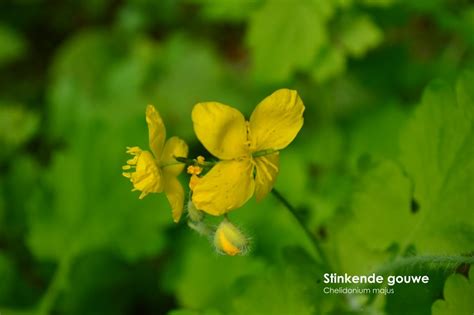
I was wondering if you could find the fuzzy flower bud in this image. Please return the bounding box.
[213,219,249,256]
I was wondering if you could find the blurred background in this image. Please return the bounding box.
[0,0,473,314]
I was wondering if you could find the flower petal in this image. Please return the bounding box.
[146,105,166,158]
[164,174,185,223]
[192,159,255,215]
[128,150,163,198]
[161,136,188,177]
[254,152,280,201]
[249,89,305,151]
[192,102,249,160]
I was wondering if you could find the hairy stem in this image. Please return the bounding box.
[271,189,331,270]
[375,254,474,275]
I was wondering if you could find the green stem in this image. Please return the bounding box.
[271,189,331,270]
[174,156,215,167]
[36,255,72,315]
[375,254,474,276]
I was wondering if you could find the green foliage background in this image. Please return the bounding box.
[0,0,473,314]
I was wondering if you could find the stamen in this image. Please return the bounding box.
[127,156,138,165]
[126,146,142,154]
[187,165,202,175]
[196,156,205,164]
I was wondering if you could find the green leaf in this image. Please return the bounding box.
[362,0,396,7]
[432,267,474,315]
[337,14,383,58]
[0,105,39,158]
[399,78,474,253]
[348,104,408,169]
[456,69,474,121]
[247,0,327,82]
[351,160,412,251]
[27,125,171,263]
[190,0,260,22]
[0,24,26,67]
[229,266,316,315]
[162,236,265,310]
[329,74,474,274]
[385,269,447,315]
[154,35,236,140]
[311,46,346,83]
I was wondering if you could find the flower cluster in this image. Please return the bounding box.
[123,89,305,255]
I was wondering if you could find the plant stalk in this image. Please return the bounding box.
[271,188,331,270]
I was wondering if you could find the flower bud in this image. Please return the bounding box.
[213,219,249,256]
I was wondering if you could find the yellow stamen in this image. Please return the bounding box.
[197,155,205,164]
[187,165,202,175]
[127,156,138,165]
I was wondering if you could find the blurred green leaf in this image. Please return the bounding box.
[385,268,447,315]
[337,14,383,58]
[168,309,223,315]
[311,46,346,83]
[154,35,237,140]
[191,0,261,22]
[163,236,265,310]
[348,104,408,168]
[0,24,27,67]
[351,160,412,251]
[27,125,172,263]
[61,252,167,315]
[0,105,39,158]
[247,0,327,82]
[0,253,16,304]
[229,265,317,315]
[432,267,474,315]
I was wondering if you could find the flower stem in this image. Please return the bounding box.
[36,254,72,315]
[271,189,331,270]
[174,156,215,167]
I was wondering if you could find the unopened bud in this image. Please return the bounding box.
[213,219,249,256]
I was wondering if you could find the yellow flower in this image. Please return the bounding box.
[191,89,304,215]
[123,105,188,222]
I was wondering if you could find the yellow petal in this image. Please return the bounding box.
[161,136,188,176]
[129,150,163,198]
[254,152,280,201]
[192,159,255,216]
[146,105,166,158]
[192,102,249,160]
[164,174,185,223]
[249,89,304,151]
